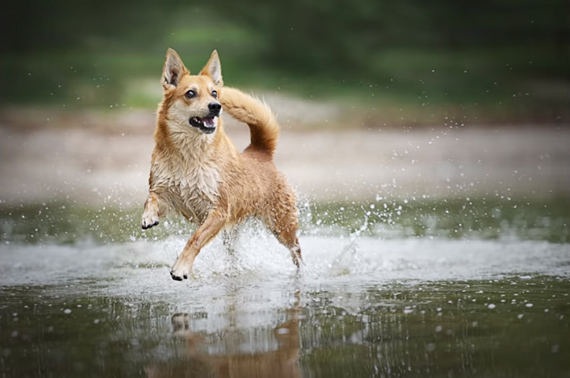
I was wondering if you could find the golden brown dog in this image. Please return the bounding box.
[141,49,302,280]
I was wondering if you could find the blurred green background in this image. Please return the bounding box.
[1,0,568,124]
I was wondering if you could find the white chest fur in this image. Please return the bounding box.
[152,125,220,223]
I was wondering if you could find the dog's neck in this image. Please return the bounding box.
[168,120,217,152]
[154,117,223,208]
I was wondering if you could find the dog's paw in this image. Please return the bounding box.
[141,212,159,229]
[170,260,191,281]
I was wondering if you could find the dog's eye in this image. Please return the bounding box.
[185,90,196,99]
[211,90,218,98]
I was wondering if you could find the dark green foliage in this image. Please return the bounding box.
[214,0,568,76]
[0,0,567,113]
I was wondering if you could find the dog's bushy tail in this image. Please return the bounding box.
[221,87,279,156]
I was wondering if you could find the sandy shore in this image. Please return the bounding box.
[0,106,568,206]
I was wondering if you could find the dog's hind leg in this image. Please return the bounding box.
[267,209,303,269]
[277,229,303,269]
[221,226,239,256]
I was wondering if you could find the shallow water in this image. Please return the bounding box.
[1,200,569,377]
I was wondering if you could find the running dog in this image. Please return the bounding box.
[141,49,302,281]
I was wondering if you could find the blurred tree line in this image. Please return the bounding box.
[230,0,567,74]
[1,0,567,120]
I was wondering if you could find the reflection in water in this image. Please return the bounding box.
[146,292,301,378]
[0,279,569,377]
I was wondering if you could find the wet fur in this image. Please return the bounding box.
[142,49,302,280]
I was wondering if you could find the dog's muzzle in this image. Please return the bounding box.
[189,116,217,134]
[189,102,221,134]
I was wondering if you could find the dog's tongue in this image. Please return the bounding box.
[203,117,215,127]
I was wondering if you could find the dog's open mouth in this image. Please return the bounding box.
[189,116,217,134]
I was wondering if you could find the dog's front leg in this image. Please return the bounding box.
[170,209,228,281]
[141,192,166,229]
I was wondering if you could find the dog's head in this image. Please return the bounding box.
[161,49,223,135]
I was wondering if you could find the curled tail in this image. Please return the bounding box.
[221,87,279,156]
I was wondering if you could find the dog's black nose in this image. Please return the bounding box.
[208,102,221,114]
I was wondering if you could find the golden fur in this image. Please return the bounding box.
[141,49,302,280]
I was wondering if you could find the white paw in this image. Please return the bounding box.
[141,211,159,229]
[170,259,191,281]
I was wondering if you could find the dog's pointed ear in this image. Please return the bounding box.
[200,50,223,86]
[163,48,187,90]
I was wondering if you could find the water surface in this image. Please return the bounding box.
[1,199,569,377]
